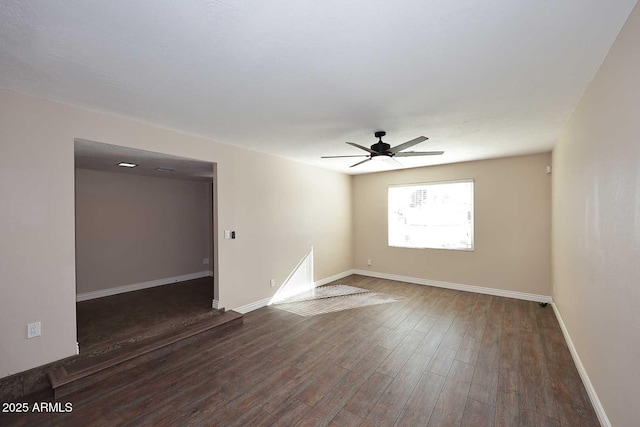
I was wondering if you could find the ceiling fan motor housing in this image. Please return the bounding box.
[372,131,391,154]
[371,142,391,154]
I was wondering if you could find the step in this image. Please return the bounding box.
[49,310,243,399]
[80,307,227,356]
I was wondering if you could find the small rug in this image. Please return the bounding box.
[272,285,398,317]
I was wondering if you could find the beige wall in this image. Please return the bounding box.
[0,89,353,377]
[75,169,212,294]
[552,2,640,425]
[353,153,552,296]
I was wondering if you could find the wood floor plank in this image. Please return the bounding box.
[396,310,428,332]
[296,346,392,426]
[519,301,539,334]
[290,341,336,371]
[328,409,364,427]
[295,364,350,407]
[336,326,394,371]
[109,352,274,422]
[415,315,454,357]
[415,329,445,358]
[520,409,562,427]
[344,372,393,419]
[548,365,596,418]
[195,366,301,425]
[249,398,312,427]
[468,363,499,406]
[427,360,475,427]
[439,316,471,351]
[394,371,446,427]
[455,336,481,365]
[475,321,502,369]
[376,329,426,377]
[518,331,558,419]
[363,352,431,426]
[260,371,318,415]
[460,398,496,427]
[426,346,457,377]
[412,315,438,334]
[495,299,522,427]
[554,402,600,427]
[377,328,411,351]
[381,306,414,330]
[468,297,505,406]
[428,289,458,317]
[539,327,575,370]
[494,402,519,427]
[464,296,492,341]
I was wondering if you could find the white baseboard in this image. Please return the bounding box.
[314,269,355,287]
[352,269,553,303]
[76,271,213,302]
[552,303,610,427]
[233,269,552,313]
[233,297,272,314]
[211,299,219,309]
[233,269,355,314]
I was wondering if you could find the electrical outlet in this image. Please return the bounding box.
[224,230,232,239]
[27,322,41,339]
[367,259,372,266]
[203,258,210,265]
[270,279,276,287]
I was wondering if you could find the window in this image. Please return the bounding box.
[388,180,474,250]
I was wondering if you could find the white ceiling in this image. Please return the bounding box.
[1,1,636,174]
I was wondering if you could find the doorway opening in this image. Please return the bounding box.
[73,139,218,355]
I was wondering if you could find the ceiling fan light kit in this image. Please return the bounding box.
[321,131,444,168]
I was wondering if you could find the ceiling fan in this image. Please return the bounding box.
[321,131,444,168]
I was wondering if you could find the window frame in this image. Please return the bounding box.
[387,179,475,251]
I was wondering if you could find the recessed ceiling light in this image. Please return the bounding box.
[118,162,137,168]
[156,167,175,172]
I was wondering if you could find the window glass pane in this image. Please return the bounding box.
[388,181,474,250]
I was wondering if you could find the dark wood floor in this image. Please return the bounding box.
[2,275,598,426]
[76,277,214,353]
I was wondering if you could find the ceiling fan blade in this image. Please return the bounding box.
[388,136,428,154]
[321,155,369,158]
[346,142,377,154]
[395,151,444,157]
[382,156,403,168]
[350,158,372,168]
